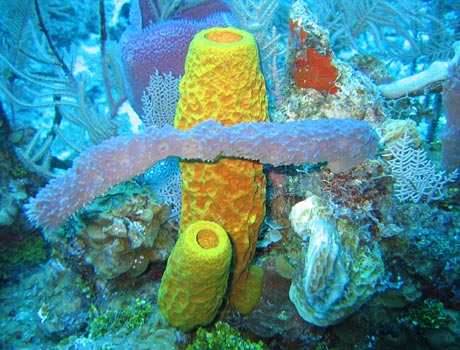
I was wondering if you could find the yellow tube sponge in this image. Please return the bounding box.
[158,220,232,332]
[174,27,267,314]
[174,27,268,128]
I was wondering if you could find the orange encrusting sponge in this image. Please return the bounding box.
[174,27,268,314]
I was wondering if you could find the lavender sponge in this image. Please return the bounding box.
[27,118,378,230]
[442,52,460,172]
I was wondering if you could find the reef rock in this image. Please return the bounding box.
[73,181,171,279]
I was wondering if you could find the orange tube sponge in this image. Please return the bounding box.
[174,27,268,314]
[158,220,232,332]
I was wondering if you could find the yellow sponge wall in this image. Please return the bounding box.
[174,27,268,128]
[158,220,232,332]
[175,27,268,313]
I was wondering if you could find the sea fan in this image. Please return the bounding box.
[384,133,458,203]
[141,70,180,129]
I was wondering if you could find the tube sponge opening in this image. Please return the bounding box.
[204,29,243,43]
[196,229,219,249]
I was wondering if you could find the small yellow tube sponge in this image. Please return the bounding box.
[158,220,232,332]
[230,265,264,315]
[174,27,268,314]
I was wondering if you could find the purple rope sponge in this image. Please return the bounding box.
[27,119,378,229]
[27,118,379,230]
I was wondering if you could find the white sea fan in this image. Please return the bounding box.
[384,133,458,203]
[140,71,182,217]
[141,70,180,128]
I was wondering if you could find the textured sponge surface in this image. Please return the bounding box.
[174,28,268,312]
[175,27,268,129]
[158,220,232,331]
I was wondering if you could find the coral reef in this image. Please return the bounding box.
[0,111,44,230]
[89,297,153,338]
[319,161,393,214]
[61,181,171,279]
[241,258,320,345]
[187,321,264,350]
[2,0,460,349]
[272,1,384,126]
[0,235,47,277]
[381,202,460,300]
[289,195,385,326]
[405,299,448,330]
[158,220,232,332]
[277,60,384,126]
[348,54,393,85]
[0,260,91,345]
[380,119,423,148]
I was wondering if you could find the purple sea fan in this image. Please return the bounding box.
[120,0,234,115]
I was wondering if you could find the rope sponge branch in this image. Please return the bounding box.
[378,41,460,99]
[26,118,379,230]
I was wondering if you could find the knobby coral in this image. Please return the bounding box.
[289,195,384,326]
